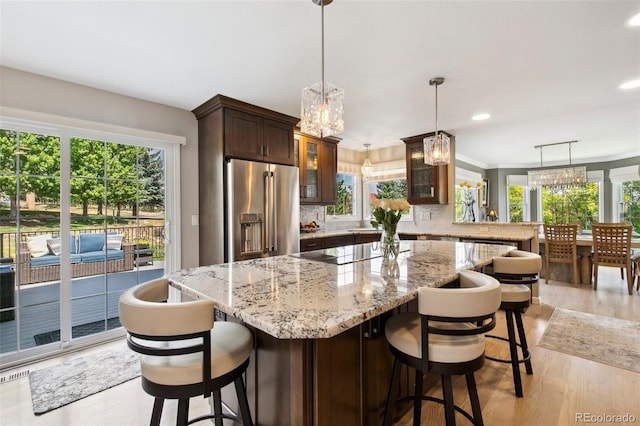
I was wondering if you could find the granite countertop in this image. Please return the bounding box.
[299,226,536,242]
[398,230,533,242]
[299,228,381,240]
[168,240,514,340]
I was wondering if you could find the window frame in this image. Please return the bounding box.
[362,176,414,223]
[505,176,531,223]
[535,170,603,232]
[324,172,360,221]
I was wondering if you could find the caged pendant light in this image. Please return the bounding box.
[423,77,450,166]
[300,0,344,138]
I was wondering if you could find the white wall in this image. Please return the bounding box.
[0,66,200,268]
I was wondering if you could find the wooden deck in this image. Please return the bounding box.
[0,266,164,354]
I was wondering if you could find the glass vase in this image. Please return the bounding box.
[463,202,476,222]
[380,228,400,260]
[380,258,400,282]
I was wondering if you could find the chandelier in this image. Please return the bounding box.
[361,143,374,180]
[423,77,450,165]
[300,0,344,138]
[527,141,587,193]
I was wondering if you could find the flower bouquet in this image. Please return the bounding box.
[370,198,410,259]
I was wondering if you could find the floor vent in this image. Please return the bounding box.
[0,369,30,384]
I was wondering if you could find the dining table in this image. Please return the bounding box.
[538,234,640,286]
[167,240,515,426]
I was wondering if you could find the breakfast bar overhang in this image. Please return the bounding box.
[167,240,514,425]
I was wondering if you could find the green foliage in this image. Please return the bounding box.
[622,181,640,233]
[2,131,165,220]
[375,180,407,200]
[326,177,353,216]
[541,183,599,229]
[508,186,524,222]
[0,130,61,214]
[139,149,165,211]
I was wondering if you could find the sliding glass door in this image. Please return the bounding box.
[0,123,176,366]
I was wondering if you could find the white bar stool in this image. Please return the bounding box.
[487,250,541,398]
[383,270,501,426]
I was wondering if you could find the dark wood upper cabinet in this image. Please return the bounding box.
[401,131,451,204]
[193,94,299,166]
[296,132,340,205]
[320,140,338,205]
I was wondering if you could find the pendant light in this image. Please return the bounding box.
[423,77,450,165]
[300,0,344,138]
[527,141,587,193]
[361,143,374,180]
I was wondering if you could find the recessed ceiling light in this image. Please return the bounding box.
[472,113,490,121]
[619,79,640,90]
[629,12,640,26]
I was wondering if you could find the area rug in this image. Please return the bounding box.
[538,308,640,373]
[29,346,140,414]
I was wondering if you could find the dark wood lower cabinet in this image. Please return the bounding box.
[241,310,409,426]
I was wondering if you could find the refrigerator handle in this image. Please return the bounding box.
[271,172,278,253]
[264,171,270,254]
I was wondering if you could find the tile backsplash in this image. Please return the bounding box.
[300,204,454,232]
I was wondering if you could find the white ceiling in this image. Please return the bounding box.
[1,0,639,168]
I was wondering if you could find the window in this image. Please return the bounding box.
[506,175,530,222]
[620,181,640,233]
[326,173,357,219]
[454,167,482,222]
[363,178,412,221]
[0,114,181,367]
[536,171,603,232]
[610,165,640,234]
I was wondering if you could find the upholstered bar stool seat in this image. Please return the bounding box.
[383,270,501,426]
[488,250,540,398]
[499,284,531,303]
[119,277,253,426]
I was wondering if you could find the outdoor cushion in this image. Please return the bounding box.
[46,235,77,256]
[104,234,124,251]
[27,234,52,258]
[30,253,83,267]
[78,234,106,254]
[79,249,124,263]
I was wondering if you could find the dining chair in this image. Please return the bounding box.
[119,277,253,426]
[591,223,633,295]
[382,270,501,426]
[543,224,581,287]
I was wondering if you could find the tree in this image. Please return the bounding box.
[375,180,407,200]
[508,186,524,222]
[326,178,353,215]
[0,130,61,216]
[622,181,640,233]
[106,143,138,217]
[71,138,106,218]
[541,183,599,229]
[0,129,19,215]
[138,148,165,212]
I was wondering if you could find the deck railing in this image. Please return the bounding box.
[0,226,165,261]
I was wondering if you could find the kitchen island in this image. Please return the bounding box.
[167,240,514,425]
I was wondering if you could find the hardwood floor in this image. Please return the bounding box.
[0,267,638,426]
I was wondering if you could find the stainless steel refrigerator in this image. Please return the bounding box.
[226,159,300,262]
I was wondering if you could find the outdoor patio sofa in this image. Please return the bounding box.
[18,233,135,285]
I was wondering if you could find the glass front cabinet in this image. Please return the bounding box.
[402,131,451,204]
[296,132,340,205]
